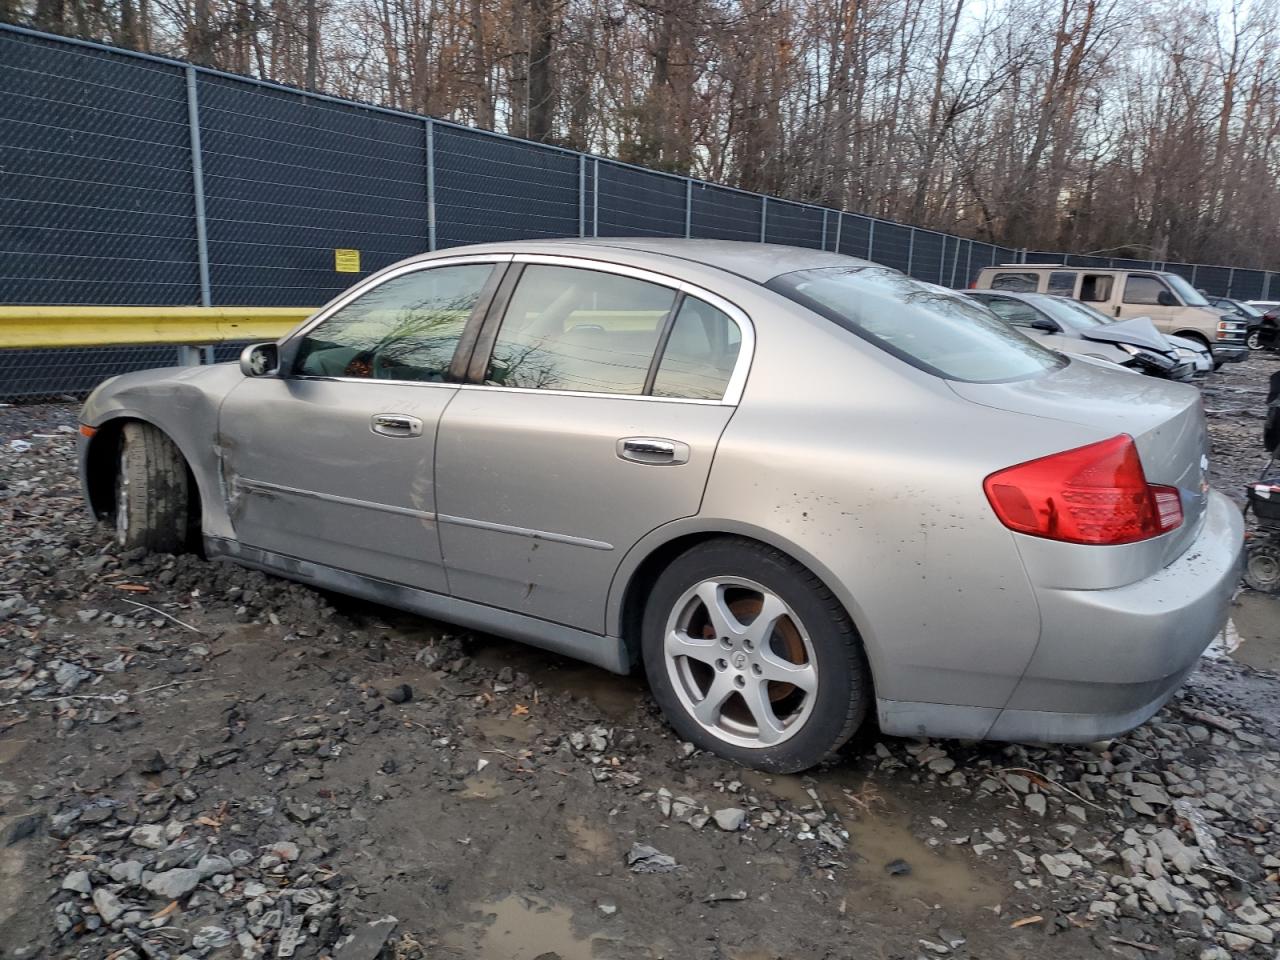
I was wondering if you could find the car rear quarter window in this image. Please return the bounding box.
[770,266,1064,383]
[486,265,677,395]
[990,272,1040,292]
[651,298,740,400]
[293,264,494,381]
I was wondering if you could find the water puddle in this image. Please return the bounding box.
[737,769,820,808]
[474,713,540,745]
[451,894,596,960]
[460,772,505,800]
[845,811,1002,913]
[565,815,614,863]
[1229,593,1280,672]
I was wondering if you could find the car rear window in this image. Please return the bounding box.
[768,266,1065,383]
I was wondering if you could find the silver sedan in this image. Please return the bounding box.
[77,241,1243,772]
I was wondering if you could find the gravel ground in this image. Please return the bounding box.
[1,358,1278,960]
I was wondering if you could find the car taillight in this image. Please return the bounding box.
[983,435,1183,545]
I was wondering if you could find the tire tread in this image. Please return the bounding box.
[117,421,189,553]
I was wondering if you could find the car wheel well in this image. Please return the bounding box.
[619,532,863,670]
[85,418,201,539]
[1173,330,1211,349]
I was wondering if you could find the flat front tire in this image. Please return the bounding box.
[642,537,870,773]
[114,421,190,553]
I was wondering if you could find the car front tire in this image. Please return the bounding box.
[114,421,191,553]
[641,537,870,773]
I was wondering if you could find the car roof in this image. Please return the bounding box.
[403,238,871,284]
[987,264,1162,275]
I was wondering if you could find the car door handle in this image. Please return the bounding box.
[371,413,423,438]
[617,437,689,465]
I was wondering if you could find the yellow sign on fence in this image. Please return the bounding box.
[334,248,361,273]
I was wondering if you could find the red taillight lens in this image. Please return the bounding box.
[983,435,1183,545]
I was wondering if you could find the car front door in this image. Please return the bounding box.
[434,256,752,634]
[1117,273,1179,331]
[217,256,507,592]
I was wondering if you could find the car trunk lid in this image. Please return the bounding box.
[948,359,1210,564]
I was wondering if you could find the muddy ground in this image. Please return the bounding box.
[1,357,1278,960]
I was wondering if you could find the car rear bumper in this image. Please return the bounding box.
[985,488,1243,742]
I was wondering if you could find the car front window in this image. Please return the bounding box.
[1164,273,1210,306]
[293,264,495,381]
[769,266,1065,383]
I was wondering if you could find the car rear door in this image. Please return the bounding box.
[433,256,752,634]
[217,256,507,592]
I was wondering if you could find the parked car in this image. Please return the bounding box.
[78,240,1243,772]
[974,265,1249,366]
[965,290,1198,380]
[917,283,1134,374]
[1228,298,1280,351]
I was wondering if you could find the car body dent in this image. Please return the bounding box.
[79,363,246,540]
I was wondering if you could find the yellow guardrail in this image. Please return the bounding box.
[0,306,316,349]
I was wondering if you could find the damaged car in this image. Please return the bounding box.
[78,240,1243,772]
[965,290,1203,380]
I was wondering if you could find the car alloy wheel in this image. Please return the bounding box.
[663,576,818,748]
[1247,330,1263,351]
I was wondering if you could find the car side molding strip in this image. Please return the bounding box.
[203,536,631,674]
[234,477,438,522]
[436,513,614,551]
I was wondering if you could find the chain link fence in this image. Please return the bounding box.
[2,22,1274,399]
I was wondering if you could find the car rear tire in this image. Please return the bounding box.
[115,421,190,553]
[1244,541,1280,594]
[641,537,870,773]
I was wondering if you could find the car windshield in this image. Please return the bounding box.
[1164,273,1210,306]
[1232,300,1265,318]
[1027,294,1105,328]
[1047,297,1111,327]
[768,266,1065,383]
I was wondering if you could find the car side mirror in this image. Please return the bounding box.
[1030,318,1058,333]
[239,342,280,378]
[1157,291,1178,307]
